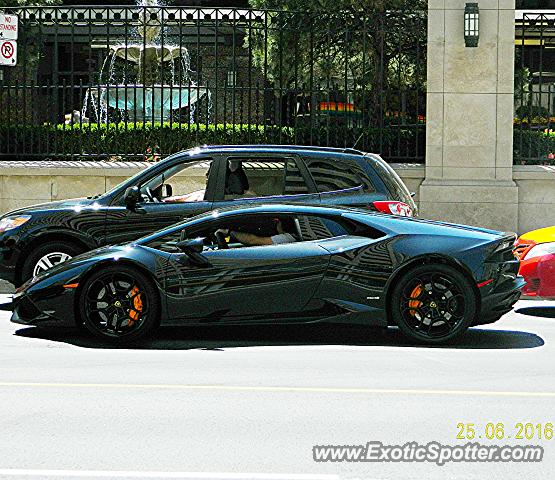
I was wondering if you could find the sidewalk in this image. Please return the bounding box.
[0,280,14,294]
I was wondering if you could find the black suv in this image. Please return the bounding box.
[0,145,416,285]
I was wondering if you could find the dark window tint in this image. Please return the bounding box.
[145,228,183,253]
[297,215,352,241]
[367,155,412,204]
[304,158,374,193]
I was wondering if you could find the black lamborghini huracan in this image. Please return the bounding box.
[10,204,524,345]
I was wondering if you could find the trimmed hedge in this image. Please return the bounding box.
[0,123,295,159]
[515,105,551,120]
[0,121,425,162]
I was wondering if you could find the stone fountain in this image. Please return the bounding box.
[83,0,209,123]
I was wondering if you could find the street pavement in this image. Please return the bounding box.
[0,281,14,294]
[0,295,553,480]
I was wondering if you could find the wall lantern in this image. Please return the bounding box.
[464,3,480,47]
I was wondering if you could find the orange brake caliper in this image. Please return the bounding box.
[408,284,423,316]
[128,286,143,327]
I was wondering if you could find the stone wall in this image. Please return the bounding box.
[513,165,555,234]
[0,161,553,235]
[420,0,519,233]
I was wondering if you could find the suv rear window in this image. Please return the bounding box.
[367,155,413,205]
[303,158,374,194]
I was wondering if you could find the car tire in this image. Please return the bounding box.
[21,241,85,284]
[78,265,160,344]
[390,264,477,345]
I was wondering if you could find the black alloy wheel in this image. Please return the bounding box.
[390,264,477,344]
[79,265,160,343]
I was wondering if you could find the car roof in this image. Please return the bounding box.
[185,203,369,224]
[183,144,370,159]
[214,203,365,216]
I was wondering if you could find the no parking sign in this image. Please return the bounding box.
[0,40,17,66]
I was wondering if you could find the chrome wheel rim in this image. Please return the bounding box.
[84,272,149,337]
[33,252,73,276]
[400,272,466,339]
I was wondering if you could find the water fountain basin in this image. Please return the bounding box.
[88,85,209,122]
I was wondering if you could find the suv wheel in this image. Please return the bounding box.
[21,241,84,284]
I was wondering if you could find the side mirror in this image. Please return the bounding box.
[124,186,140,209]
[176,237,211,267]
[177,237,204,254]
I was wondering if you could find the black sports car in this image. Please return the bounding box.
[11,204,524,345]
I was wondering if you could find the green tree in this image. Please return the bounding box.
[246,0,426,119]
[0,0,62,123]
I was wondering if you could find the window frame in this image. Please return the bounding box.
[212,153,317,201]
[110,154,218,206]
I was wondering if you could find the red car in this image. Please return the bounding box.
[514,226,555,298]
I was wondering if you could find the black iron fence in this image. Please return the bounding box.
[0,5,426,162]
[515,11,555,164]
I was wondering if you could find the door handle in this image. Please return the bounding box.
[129,205,147,215]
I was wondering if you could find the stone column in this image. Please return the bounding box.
[419,0,518,231]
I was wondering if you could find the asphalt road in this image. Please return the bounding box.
[0,295,554,480]
[0,281,14,294]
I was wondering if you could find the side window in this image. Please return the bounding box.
[304,158,374,193]
[145,228,184,253]
[297,215,352,241]
[142,158,213,203]
[146,224,221,253]
[224,157,309,199]
[182,215,302,251]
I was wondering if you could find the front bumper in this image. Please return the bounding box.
[0,245,19,284]
[519,253,555,298]
[11,289,77,328]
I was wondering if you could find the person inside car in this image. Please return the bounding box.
[225,160,250,195]
[162,163,212,203]
[217,218,296,247]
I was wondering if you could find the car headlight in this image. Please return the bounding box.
[0,215,31,233]
[524,242,555,260]
[0,215,31,232]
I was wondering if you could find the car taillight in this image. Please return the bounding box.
[372,201,413,217]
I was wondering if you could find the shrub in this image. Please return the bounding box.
[513,128,555,164]
[515,105,551,121]
[0,121,424,163]
[0,122,295,160]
